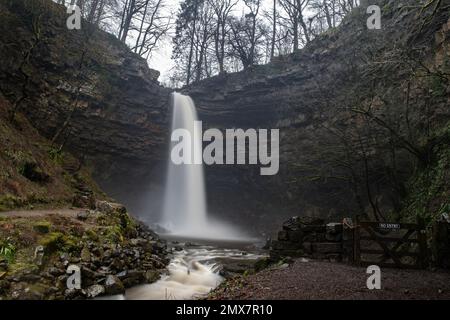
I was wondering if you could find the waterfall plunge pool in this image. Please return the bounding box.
[103,92,268,300]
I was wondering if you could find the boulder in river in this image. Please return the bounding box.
[85,284,105,298]
[104,275,125,295]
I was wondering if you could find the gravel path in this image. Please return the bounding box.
[210,259,450,300]
[0,208,82,218]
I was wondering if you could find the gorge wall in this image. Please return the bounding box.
[186,0,450,233]
[0,0,171,217]
[0,0,448,235]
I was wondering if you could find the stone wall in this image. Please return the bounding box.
[269,216,344,261]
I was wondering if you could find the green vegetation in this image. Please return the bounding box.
[33,221,51,234]
[254,257,272,272]
[95,210,136,243]
[0,237,16,264]
[400,124,450,225]
[47,147,64,165]
[0,194,24,211]
[39,232,79,253]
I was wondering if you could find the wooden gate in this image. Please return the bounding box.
[353,217,428,269]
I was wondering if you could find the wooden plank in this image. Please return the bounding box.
[360,249,419,257]
[360,236,418,243]
[359,221,420,230]
[380,229,416,263]
[417,217,428,269]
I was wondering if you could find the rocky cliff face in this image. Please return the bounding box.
[186,0,450,232]
[0,0,171,211]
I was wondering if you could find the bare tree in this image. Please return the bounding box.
[131,0,172,58]
[194,1,215,81]
[119,0,137,42]
[279,0,311,51]
[208,0,237,74]
[270,0,277,59]
[228,0,266,69]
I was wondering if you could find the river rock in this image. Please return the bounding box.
[81,247,91,263]
[85,284,105,298]
[144,270,161,283]
[118,270,146,288]
[104,275,125,295]
[76,211,90,221]
[0,258,7,270]
[47,267,64,277]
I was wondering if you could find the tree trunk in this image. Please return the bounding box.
[134,0,150,53]
[87,0,99,24]
[323,0,333,29]
[186,0,199,85]
[120,0,136,43]
[293,18,299,51]
[118,0,129,40]
[271,0,276,59]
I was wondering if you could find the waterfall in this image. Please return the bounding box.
[162,92,207,235]
[161,92,247,240]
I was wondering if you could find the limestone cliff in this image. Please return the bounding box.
[185,0,450,231]
[0,0,448,235]
[0,0,171,201]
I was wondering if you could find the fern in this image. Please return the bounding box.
[0,237,16,263]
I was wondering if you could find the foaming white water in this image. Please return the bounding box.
[162,92,246,240]
[122,247,262,300]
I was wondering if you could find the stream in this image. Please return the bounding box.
[103,239,265,300]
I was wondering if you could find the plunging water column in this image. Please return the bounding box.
[162,92,207,235]
[162,92,245,240]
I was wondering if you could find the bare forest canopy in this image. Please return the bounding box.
[54,0,361,86]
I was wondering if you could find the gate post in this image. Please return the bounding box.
[417,217,428,269]
[342,217,354,263]
[432,218,450,269]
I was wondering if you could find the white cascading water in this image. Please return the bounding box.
[162,92,207,235]
[162,92,245,240]
[100,93,260,300]
[103,247,264,300]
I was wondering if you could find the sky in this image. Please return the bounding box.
[146,0,273,84]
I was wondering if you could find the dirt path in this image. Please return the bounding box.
[210,259,450,300]
[0,208,84,218]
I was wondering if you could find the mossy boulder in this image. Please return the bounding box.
[104,275,125,295]
[80,247,91,263]
[33,221,51,234]
[39,232,79,253]
[144,270,161,283]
